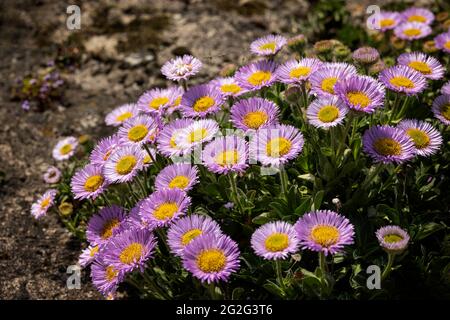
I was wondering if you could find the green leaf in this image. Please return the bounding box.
[252,212,272,225]
[311,190,324,211]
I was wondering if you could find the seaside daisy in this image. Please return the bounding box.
[397,119,443,157]
[202,135,249,174]
[250,34,287,56]
[434,31,450,54]
[89,135,122,167]
[306,96,349,128]
[401,7,434,25]
[235,60,278,91]
[91,258,124,297]
[180,84,225,118]
[43,166,61,184]
[118,115,161,146]
[352,47,380,65]
[161,55,202,81]
[31,189,57,219]
[441,81,450,95]
[71,164,109,200]
[78,245,100,268]
[174,119,220,152]
[230,97,279,132]
[86,205,127,245]
[52,136,78,161]
[209,77,247,97]
[276,58,324,85]
[137,88,175,115]
[165,86,184,115]
[103,145,145,184]
[379,65,427,95]
[376,225,410,254]
[397,52,444,80]
[431,95,450,125]
[394,22,432,41]
[377,11,401,31]
[156,118,194,157]
[105,103,139,127]
[309,62,357,97]
[155,163,199,192]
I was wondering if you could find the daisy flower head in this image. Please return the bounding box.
[432,95,450,125]
[251,221,299,260]
[401,7,434,25]
[394,22,432,41]
[31,189,57,219]
[441,81,450,95]
[89,135,122,167]
[155,163,199,192]
[309,62,357,97]
[91,257,124,297]
[86,205,127,245]
[71,164,109,200]
[140,188,191,229]
[78,245,100,268]
[182,233,240,283]
[397,119,443,157]
[202,135,249,175]
[352,47,380,65]
[250,34,287,56]
[156,118,194,157]
[105,103,139,127]
[397,52,444,80]
[250,124,304,166]
[276,58,324,85]
[306,96,349,128]
[174,119,220,153]
[52,136,78,161]
[161,55,202,81]
[379,65,427,95]
[230,97,279,132]
[434,31,450,54]
[209,77,247,97]
[235,60,278,91]
[102,228,157,274]
[294,210,355,256]
[43,166,61,184]
[376,225,410,254]
[362,125,415,164]
[167,214,222,257]
[103,144,145,184]
[376,11,401,31]
[137,88,175,116]
[180,84,225,118]
[120,200,152,231]
[166,86,185,115]
[118,114,161,147]
[335,75,385,114]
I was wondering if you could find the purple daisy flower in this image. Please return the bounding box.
[397,52,444,80]
[180,84,225,118]
[155,163,199,192]
[140,189,191,229]
[251,221,299,260]
[167,214,222,257]
[43,166,61,184]
[78,245,100,268]
[335,75,385,114]
[103,145,145,184]
[71,164,109,200]
[156,118,194,157]
[441,81,450,95]
[202,135,249,175]
[105,103,139,127]
[209,77,247,97]
[161,55,202,81]
[52,137,78,161]
[91,257,124,297]
[250,124,304,166]
[235,60,278,91]
[306,96,349,128]
[352,47,380,64]
[166,86,185,115]
[376,225,410,254]
[250,34,287,56]
[379,65,427,95]
[31,189,57,219]
[377,11,401,31]
[434,31,450,54]
[121,200,152,231]
[309,62,357,97]
[230,97,279,132]
[182,233,240,283]
[118,115,161,147]
[397,119,443,157]
[401,7,434,25]
[432,95,450,125]
[137,88,175,116]
[102,228,157,274]
[294,210,355,256]
[174,119,220,153]
[90,135,122,167]
[86,205,127,245]
[276,58,324,85]
[394,22,432,41]
[362,125,415,163]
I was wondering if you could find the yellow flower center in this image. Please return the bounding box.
[259,42,276,52]
[60,144,73,155]
[40,197,50,208]
[321,77,338,94]
[243,111,268,129]
[403,28,421,37]
[373,138,402,156]
[193,96,215,112]
[247,71,272,86]
[407,15,427,23]
[196,249,226,273]
[143,154,152,164]
[181,229,203,246]
[220,84,242,95]
[441,104,450,121]
[445,41,450,50]
[266,137,292,157]
[406,128,430,149]
[149,96,169,110]
[317,105,339,122]
[289,66,311,79]
[383,234,403,243]
[174,96,182,106]
[189,128,208,143]
[116,111,133,123]
[347,91,371,108]
[310,225,340,247]
[153,202,178,220]
[169,175,190,189]
[101,218,120,240]
[264,233,289,252]
[389,76,415,89]
[380,18,395,28]
[115,155,137,175]
[128,124,148,142]
[119,242,144,264]
[105,266,118,282]
[90,246,99,257]
[84,175,104,192]
[215,150,239,166]
[408,61,431,74]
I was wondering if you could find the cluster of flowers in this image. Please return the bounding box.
[30,6,448,299]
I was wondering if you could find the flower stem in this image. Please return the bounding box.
[126,182,140,202]
[275,260,286,292]
[228,173,245,215]
[279,166,289,199]
[319,251,327,274]
[381,252,396,281]
[143,144,161,171]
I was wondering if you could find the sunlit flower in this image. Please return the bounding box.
[90,135,122,167]
[397,52,444,80]
[78,245,100,268]
[155,163,199,192]
[394,22,432,41]
[156,118,194,157]
[377,11,401,31]
[401,7,434,25]
[173,119,220,153]
[306,96,349,128]
[376,225,410,254]
[235,60,278,91]
[52,137,78,161]
[352,47,380,64]
[379,65,427,95]
[118,115,161,146]
[202,135,249,174]
[180,84,225,118]
[31,189,57,219]
[431,95,450,125]
[230,97,279,132]
[276,58,324,85]
[161,55,202,81]
[91,257,124,297]
[103,145,145,183]
[209,77,247,97]
[434,31,450,54]
[86,205,127,245]
[105,103,139,127]
[397,119,443,157]
[137,88,176,115]
[250,34,287,56]
[309,62,357,97]
[71,164,109,200]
